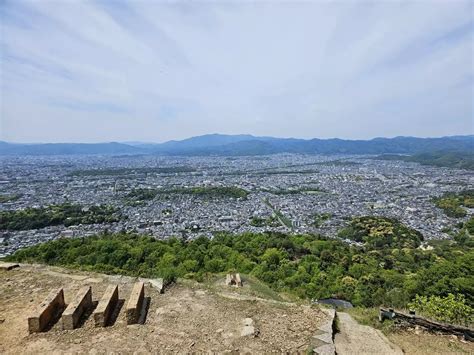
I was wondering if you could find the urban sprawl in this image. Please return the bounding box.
[1,154,472,258]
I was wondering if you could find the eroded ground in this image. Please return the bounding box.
[0,264,327,354]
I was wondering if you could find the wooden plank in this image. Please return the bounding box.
[126,282,144,325]
[28,288,65,333]
[93,285,118,327]
[62,286,92,330]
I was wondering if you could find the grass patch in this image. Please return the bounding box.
[347,307,396,334]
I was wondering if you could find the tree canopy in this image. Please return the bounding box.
[6,224,473,309]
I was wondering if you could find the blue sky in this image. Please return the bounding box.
[0,0,473,143]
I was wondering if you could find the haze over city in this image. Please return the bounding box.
[1,0,473,143]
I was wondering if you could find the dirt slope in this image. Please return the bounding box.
[0,264,327,354]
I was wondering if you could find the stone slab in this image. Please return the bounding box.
[28,288,65,333]
[93,284,118,327]
[313,343,336,355]
[318,319,334,334]
[312,332,333,347]
[311,307,336,354]
[126,282,144,325]
[62,286,92,330]
[149,279,164,293]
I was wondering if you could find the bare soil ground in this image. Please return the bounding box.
[346,308,474,354]
[387,329,474,354]
[0,264,327,354]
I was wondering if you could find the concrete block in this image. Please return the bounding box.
[93,285,118,327]
[126,282,144,325]
[62,286,92,330]
[0,262,19,271]
[28,288,65,333]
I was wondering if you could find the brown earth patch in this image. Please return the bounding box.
[0,264,327,353]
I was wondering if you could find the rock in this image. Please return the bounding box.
[243,318,253,326]
[241,327,255,337]
[149,278,164,293]
[241,318,258,337]
[226,273,243,287]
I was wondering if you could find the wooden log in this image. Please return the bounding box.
[28,288,65,333]
[126,282,144,325]
[380,308,473,340]
[62,286,92,330]
[93,285,118,327]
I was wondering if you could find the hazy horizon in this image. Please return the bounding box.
[2,132,474,145]
[1,0,473,143]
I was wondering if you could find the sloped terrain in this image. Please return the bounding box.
[0,264,327,353]
[335,312,403,354]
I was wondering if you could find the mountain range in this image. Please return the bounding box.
[0,134,472,156]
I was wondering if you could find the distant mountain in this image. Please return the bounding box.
[151,135,473,156]
[1,134,473,157]
[152,133,261,152]
[0,141,143,155]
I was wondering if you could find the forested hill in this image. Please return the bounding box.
[373,151,474,170]
[1,134,472,156]
[5,216,474,314]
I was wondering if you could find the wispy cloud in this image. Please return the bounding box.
[1,0,472,142]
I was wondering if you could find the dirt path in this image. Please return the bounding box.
[335,312,403,355]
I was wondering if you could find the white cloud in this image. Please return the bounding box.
[0,0,472,142]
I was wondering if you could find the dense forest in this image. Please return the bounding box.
[6,217,473,316]
[434,190,474,218]
[0,203,121,230]
[374,151,474,170]
[338,216,424,249]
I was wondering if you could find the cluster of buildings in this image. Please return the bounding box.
[0,154,472,257]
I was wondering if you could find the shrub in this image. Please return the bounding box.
[408,293,473,326]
